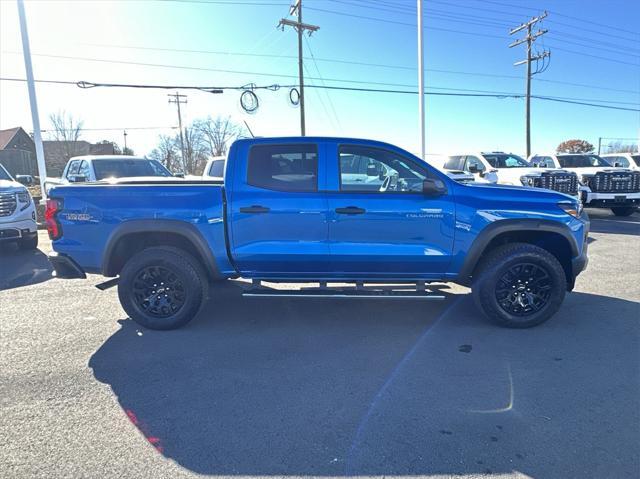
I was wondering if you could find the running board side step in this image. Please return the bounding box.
[242,289,445,300]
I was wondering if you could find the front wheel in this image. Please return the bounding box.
[118,246,207,330]
[472,243,567,328]
[611,207,635,217]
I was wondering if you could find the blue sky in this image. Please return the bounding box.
[0,0,638,159]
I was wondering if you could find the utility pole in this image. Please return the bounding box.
[168,92,187,173]
[509,12,550,158]
[17,0,48,199]
[279,0,319,136]
[123,130,128,154]
[417,0,425,160]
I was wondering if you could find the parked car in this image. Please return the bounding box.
[202,156,226,180]
[529,153,640,216]
[0,163,38,250]
[45,155,174,193]
[47,137,589,330]
[446,152,578,196]
[601,153,640,171]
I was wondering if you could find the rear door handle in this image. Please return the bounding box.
[335,206,366,215]
[239,205,270,214]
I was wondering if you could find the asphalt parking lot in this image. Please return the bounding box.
[1,209,639,479]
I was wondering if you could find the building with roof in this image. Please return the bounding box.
[0,127,37,177]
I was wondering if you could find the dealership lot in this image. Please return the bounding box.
[1,209,639,478]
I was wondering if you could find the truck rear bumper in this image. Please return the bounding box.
[48,252,87,279]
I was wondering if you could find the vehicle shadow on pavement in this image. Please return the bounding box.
[587,210,640,236]
[89,283,639,478]
[0,243,53,291]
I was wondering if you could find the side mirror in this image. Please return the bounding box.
[15,175,33,186]
[366,164,378,177]
[174,172,185,178]
[423,178,447,197]
[614,162,622,168]
[468,164,480,174]
[71,175,87,183]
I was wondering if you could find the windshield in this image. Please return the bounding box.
[0,164,12,181]
[93,159,173,180]
[632,155,640,166]
[482,153,529,168]
[558,155,611,168]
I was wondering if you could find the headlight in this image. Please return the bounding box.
[558,201,583,218]
[580,175,593,185]
[17,190,31,210]
[520,176,535,186]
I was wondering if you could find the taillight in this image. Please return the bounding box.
[45,198,63,240]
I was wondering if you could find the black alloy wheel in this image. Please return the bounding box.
[495,262,552,317]
[132,265,187,318]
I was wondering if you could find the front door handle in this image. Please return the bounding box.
[240,205,270,214]
[335,206,366,215]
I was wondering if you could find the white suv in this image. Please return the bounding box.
[445,152,578,196]
[529,153,640,216]
[0,163,38,249]
[601,153,640,171]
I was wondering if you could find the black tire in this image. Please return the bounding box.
[611,207,635,217]
[472,243,567,328]
[118,246,207,330]
[19,234,38,250]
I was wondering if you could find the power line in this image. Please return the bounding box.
[2,76,638,112]
[468,0,640,38]
[78,43,640,94]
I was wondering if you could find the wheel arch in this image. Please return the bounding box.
[102,219,222,280]
[458,219,579,289]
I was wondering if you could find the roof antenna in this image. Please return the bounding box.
[243,120,255,138]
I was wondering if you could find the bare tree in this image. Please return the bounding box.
[149,134,180,172]
[182,125,209,175]
[48,110,84,160]
[605,141,637,154]
[195,116,245,157]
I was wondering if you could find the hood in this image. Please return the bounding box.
[464,180,577,201]
[0,179,26,192]
[494,167,541,184]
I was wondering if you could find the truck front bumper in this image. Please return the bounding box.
[48,252,87,279]
[580,190,640,208]
[0,218,38,242]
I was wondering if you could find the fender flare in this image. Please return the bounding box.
[102,219,222,279]
[457,218,579,282]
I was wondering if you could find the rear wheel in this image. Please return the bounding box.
[472,243,566,328]
[19,234,38,250]
[611,207,635,217]
[118,246,207,330]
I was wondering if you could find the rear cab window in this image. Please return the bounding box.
[247,144,318,192]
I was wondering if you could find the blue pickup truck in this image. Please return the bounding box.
[46,137,589,330]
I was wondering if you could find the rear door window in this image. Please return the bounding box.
[247,144,318,192]
[66,160,80,179]
[209,159,225,177]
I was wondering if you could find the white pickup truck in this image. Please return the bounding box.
[529,153,640,216]
[445,152,578,196]
[601,153,640,172]
[0,163,38,249]
[45,155,175,193]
